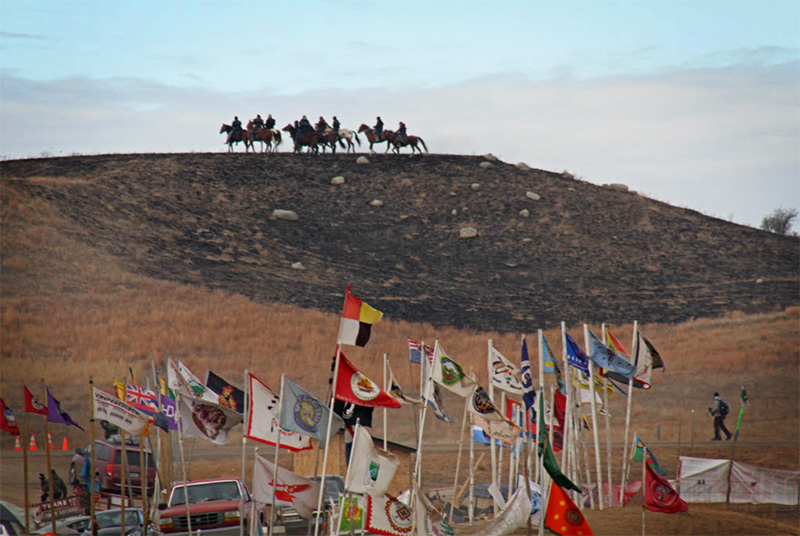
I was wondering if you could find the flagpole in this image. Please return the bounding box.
[584,324,604,510]
[382,354,388,451]
[315,342,342,536]
[411,338,436,529]
[269,374,286,536]
[176,395,193,536]
[601,324,614,507]
[487,339,499,516]
[620,320,638,504]
[559,324,571,472]
[641,436,646,536]
[448,394,470,521]
[251,446,259,536]
[468,411,475,525]
[536,331,549,536]
[240,369,250,536]
[42,382,57,536]
[22,413,30,536]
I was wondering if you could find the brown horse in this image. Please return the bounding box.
[357,124,395,153]
[219,124,252,152]
[282,123,318,154]
[316,129,346,154]
[389,133,429,155]
[247,121,282,153]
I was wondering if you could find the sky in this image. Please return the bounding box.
[1,0,798,229]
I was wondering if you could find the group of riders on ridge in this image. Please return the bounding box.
[221,114,426,154]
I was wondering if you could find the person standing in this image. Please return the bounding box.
[709,392,732,440]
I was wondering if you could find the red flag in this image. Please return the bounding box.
[335,352,401,409]
[24,386,47,415]
[645,462,689,513]
[552,389,566,452]
[1,397,21,436]
[545,481,593,536]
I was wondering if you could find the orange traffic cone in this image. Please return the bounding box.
[29,433,37,451]
[62,436,68,450]
[14,436,21,451]
[47,431,53,451]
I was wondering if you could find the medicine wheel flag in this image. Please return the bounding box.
[545,481,593,536]
[645,462,688,513]
[335,352,401,408]
[338,287,383,347]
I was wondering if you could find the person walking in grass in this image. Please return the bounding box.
[709,391,732,440]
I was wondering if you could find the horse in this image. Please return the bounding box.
[219,124,252,153]
[337,128,361,153]
[282,123,318,154]
[316,129,346,154]
[357,124,394,152]
[247,121,283,153]
[389,133,429,155]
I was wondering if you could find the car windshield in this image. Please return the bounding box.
[96,509,141,528]
[170,482,241,506]
[112,450,156,467]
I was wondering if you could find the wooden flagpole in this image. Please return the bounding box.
[383,354,388,451]
[314,342,342,536]
[601,324,614,507]
[620,320,639,504]
[22,414,30,536]
[448,394,471,521]
[584,323,604,510]
[537,330,549,536]
[559,323,571,470]
[176,394,193,535]
[468,419,475,524]
[268,374,286,536]
[641,435,647,536]
[411,338,437,532]
[240,369,250,536]
[252,446,259,536]
[41,381,57,536]
[487,339,499,515]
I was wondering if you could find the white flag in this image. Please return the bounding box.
[167,358,219,404]
[471,413,521,444]
[178,393,243,445]
[345,426,399,496]
[489,344,524,395]
[252,454,320,519]
[431,341,477,397]
[92,387,148,436]
[246,374,311,452]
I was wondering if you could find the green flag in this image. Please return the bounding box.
[538,393,581,493]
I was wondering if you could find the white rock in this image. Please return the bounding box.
[370,199,384,207]
[607,183,629,192]
[471,183,481,190]
[291,262,305,270]
[526,191,541,201]
[516,162,532,171]
[479,161,493,169]
[519,209,530,217]
[272,209,299,221]
[356,156,369,164]
[483,153,498,162]
[331,176,345,185]
[451,209,458,215]
[459,227,478,238]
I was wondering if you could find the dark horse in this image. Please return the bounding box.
[247,120,282,153]
[282,123,318,154]
[219,124,252,152]
[357,124,394,153]
[389,132,429,155]
[316,129,347,154]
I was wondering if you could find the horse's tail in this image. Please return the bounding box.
[354,132,361,146]
[273,130,282,148]
[419,137,429,153]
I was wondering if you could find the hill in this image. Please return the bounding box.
[2,152,797,332]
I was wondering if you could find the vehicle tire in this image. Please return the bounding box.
[69,463,79,485]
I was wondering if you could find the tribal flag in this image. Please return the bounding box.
[564,332,589,372]
[472,413,521,444]
[467,385,507,422]
[335,352,401,409]
[366,494,414,536]
[178,393,242,445]
[431,341,477,397]
[93,387,148,436]
[246,374,311,452]
[542,335,567,395]
[46,387,85,431]
[520,337,536,410]
[0,397,20,436]
[279,377,343,448]
[167,358,219,404]
[489,343,524,395]
[545,481,593,536]
[422,383,454,423]
[345,425,400,496]
[252,454,320,519]
[387,361,423,407]
[414,485,456,536]
[24,385,48,415]
[604,327,651,389]
[206,370,245,414]
[633,330,665,387]
[645,462,688,513]
[338,495,365,533]
[588,330,636,379]
[538,393,581,493]
[338,287,383,347]
[126,383,158,417]
[632,434,667,476]
[408,339,434,365]
[157,394,178,431]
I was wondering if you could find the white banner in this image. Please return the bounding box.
[92,387,148,436]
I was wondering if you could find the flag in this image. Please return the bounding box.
[632,434,667,476]
[0,398,20,436]
[545,481,593,536]
[467,385,506,422]
[414,485,455,536]
[93,387,149,436]
[604,327,651,389]
[252,454,320,519]
[489,344,523,395]
[472,414,521,444]
[156,394,178,431]
[633,331,665,386]
[564,332,589,372]
[366,494,414,536]
[431,341,477,397]
[333,399,374,427]
[345,426,400,496]
[408,339,434,365]
[338,495,366,533]
[206,370,245,414]
[24,385,47,415]
[538,394,580,492]
[178,393,242,445]
[387,361,423,407]
[455,486,530,536]
[126,383,158,416]
[279,377,343,448]
[246,374,311,452]
[520,337,536,410]
[335,352,401,409]
[644,462,688,513]
[46,387,84,431]
[167,358,219,404]
[338,287,383,347]
[588,330,636,379]
[552,390,566,452]
[421,383,454,423]
[542,335,567,395]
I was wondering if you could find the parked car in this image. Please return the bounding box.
[69,436,157,496]
[33,507,156,535]
[158,478,263,535]
[0,500,39,535]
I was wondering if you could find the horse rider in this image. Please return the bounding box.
[332,116,341,134]
[297,115,312,139]
[228,116,242,143]
[316,116,330,137]
[374,116,384,140]
[265,114,276,130]
[396,121,408,144]
[251,114,265,139]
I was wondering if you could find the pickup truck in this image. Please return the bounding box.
[158,478,263,535]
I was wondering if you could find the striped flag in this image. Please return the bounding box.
[338,287,383,347]
[407,339,434,365]
[564,332,589,372]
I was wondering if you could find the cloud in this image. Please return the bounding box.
[0,31,51,41]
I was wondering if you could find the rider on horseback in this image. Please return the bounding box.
[228,116,242,143]
[332,116,340,133]
[297,115,312,139]
[316,116,330,137]
[374,116,384,140]
[396,121,408,144]
[265,114,276,130]
[251,114,265,139]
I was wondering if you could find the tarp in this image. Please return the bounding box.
[679,456,800,505]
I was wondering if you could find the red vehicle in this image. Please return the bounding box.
[158,478,263,535]
[69,437,157,496]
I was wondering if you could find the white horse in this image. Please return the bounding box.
[337,128,361,153]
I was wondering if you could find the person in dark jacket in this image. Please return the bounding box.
[265,114,276,130]
[316,116,330,136]
[709,392,732,440]
[332,116,340,133]
[374,116,383,139]
[251,114,265,138]
[228,116,242,143]
[297,115,311,139]
[396,121,408,144]
[51,468,67,500]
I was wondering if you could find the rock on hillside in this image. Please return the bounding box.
[2,153,798,332]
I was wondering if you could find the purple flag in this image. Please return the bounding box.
[46,387,85,431]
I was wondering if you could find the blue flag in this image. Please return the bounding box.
[520,338,536,410]
[588,331,636,379]
[564,332,589,372]
[422,383,454,423]
[541,335,567,395]
[280,377,344,448]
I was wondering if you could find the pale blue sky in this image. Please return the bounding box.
[2,0,799,228]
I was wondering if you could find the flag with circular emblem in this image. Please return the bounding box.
[545,481,593,536]
[335,352,401,409]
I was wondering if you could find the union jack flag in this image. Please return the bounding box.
[126,384,157,416]
[408,338,434,365]
[564,332,589,372]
